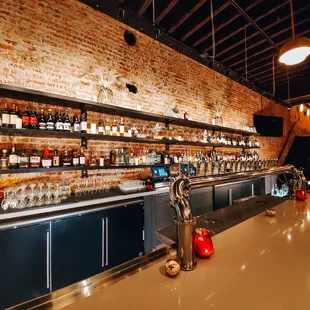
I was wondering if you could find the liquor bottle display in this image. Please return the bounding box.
[8,144,18,169]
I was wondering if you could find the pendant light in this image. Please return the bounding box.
[299,103,304,112]
[279,0,310,65]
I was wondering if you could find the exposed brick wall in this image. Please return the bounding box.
[0,0,309,191]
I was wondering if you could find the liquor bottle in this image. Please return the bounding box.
[72,150,79,166]
[2,104,10,127]
[110,145,116,165]
[42,147,52,168]
[19,149,30,169]
[61,149,72,167]
[9,143,18,169]
[119,117,125,137]
[55,109,64,131]
[99,152,105,167]
[9,104,17,128]
[30,107,38,129]
[115,149,120,166]
[15,106,22,129]
[30,149,41,168]
[80,113,87,133]
[79,148,86,166]
[105,117,111,136]
[52,149,60,167]
[46,109,55,131]
[119,149,125,165]
[98,115,104,135]
[89,152,97,166]
[1,149,8,170]
[63,111,71,132]
[38,109,46,130]
[73,115,80,133]
[112,117,118,136]
[21,106,30,129]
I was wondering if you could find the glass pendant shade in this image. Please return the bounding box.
[279,37,310,65]
[299,104,304,112]
[307,109,310,117]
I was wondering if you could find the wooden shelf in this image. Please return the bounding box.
[0,84,259,136]
[85,134,167,144]
[0,127,81,139]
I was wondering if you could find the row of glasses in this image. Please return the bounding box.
[1,182,71,211]
[73,177,111,196]
[119,180,146,194]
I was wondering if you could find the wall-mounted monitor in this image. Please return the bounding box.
[253,115,283,137]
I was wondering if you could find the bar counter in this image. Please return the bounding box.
[43,198,310,310]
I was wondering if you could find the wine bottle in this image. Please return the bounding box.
[63,110,71,132]
[119,117,125,137]
[9,143,18,169]
[9,104,17,128]
[30,107,38,129]
[55,109,64,131]
[80,113,87,133]
[38,109,46,130]
[98,115,104,135]
[2,104,10,128]
[46,109,55,130]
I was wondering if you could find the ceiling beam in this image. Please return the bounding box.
[138,0,152,15]
[205,0,290,56]
[168,0,208,34]
[221,17,310,64]
[155,0,179,24]
[229,29,310,68]
[229,0,278,50]
[194,0,263,48]
[181,2,230,42]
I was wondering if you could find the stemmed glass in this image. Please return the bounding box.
[1,189,10,211]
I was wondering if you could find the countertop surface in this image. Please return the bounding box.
[55,198,310,310]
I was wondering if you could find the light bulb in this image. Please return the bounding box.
[307,109,310,117]
[299,104,304,112]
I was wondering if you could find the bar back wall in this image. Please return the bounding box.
[0,0,309,189]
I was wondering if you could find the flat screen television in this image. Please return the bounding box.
[253,115,283,137]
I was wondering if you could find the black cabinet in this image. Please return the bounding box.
[104,202,144,270]
[214,185,230,210]
[190,187,213,216]
[0,222,50,310]
[155,193,175,230]
[51,201,144,290]
[51,213,103,291]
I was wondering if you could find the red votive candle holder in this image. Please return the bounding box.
[192,228,214,259]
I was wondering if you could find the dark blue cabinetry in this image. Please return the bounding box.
[0,222,50,310]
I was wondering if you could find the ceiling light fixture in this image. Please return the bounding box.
[279,0,310,65]
[299,104,304,112]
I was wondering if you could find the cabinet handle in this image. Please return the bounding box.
[46,231,50,289]
[105,217,109,266]
[228,188,232,206]
[251,184,255,196]
[101,218,105,268]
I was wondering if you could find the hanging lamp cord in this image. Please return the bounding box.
[272,55,277,96]
[287,69,290,105]
[244,26,248,80]
[290,0,295,39]
[211,0,216,59]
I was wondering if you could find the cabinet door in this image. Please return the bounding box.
[104,202,144,270]
[51,213,102,291]
[0,223,50,310]
[214,185,230,210]
[190,187,213,216]
[241,181,252,198]
[231,183,241,204]
[155,193,175,230]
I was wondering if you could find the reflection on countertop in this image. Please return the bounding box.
[157,195,287,244]
[19,196,310,310]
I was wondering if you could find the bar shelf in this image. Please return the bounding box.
[0,84,259,136]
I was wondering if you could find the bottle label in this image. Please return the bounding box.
[30,156,41,164]
[120,125,124,135]
[56,122,64,130]
[30,116,38,125]
[42,159,52,168]
[99,158,104,167]
[80,157,85,165]
[9,154,18,164]
[22,115,30,125]
[1,158,8,168]
[47,122,55,130]
[81,121,87,131]
[105,125,111,135]
[98,126,104,134]
[2,114,9,125]
[74,123,80,132]
[10,115,17,126]
[64,123,71,131]
[112,127,117,135]
[39,122,46,130]
[72,157,79,166]
[53,156,60,167]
